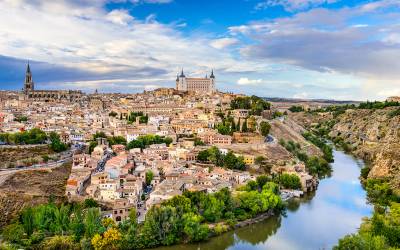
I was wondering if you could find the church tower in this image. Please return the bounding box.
[23,62,34,94]
[176,69,187,91]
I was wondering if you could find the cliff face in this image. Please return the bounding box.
[289,107,400,189]
[312,108,399,188]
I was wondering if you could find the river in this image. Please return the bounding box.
[157,149,372,250]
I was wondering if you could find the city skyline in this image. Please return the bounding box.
[0,0,400,100]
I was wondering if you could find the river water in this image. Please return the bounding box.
[157,149,372,250]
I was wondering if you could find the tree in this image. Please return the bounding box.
[259,121,271,136]
[49,132,68,152]
[255,156,266,165]
[256,175,270,189]
[91,228,122,250]
[84,208,102,239]
[207,146,224,167]
[197,150,210,162]
[278,173,301,190]
[141,206,180,247]
[223,151,238,169]
[201,195,223,222]
[108,136,127,146]
[182,213,209,242]
[84,198,99,208]
[289,106,304,112]
[334,233,388,250]
[146,171,154,186]
[241,119,248,132]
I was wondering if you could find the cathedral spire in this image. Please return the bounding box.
[210,69,215,78]
[26,61,31,74]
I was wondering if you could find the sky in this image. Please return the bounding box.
[0,0,400,100]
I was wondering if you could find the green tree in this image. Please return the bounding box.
[197,150,210,162]
[278,173,301,190]
[146,171,154,186]
[84,208,102,239]
[334,233,388,250]
[241,119,248,132]
[259,121,271,136]
[182,213,209,242]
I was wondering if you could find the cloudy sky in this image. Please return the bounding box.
[0,0,400,100]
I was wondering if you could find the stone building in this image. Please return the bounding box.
[22,63,83,102]
[176,69,216,94]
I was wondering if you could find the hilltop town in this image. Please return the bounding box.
[0,64,331,226]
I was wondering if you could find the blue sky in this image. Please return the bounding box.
[0,0,400,100]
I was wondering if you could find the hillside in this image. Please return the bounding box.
[0,163,71,227]
[290,107,400,190]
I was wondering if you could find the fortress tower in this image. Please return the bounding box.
[176,69,216,94]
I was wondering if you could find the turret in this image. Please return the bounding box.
[210,69,215,78]
[179,69,185,78]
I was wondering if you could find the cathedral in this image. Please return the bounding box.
[22,63,83,102]
[175,69,216,94]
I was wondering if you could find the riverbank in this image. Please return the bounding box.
[234,210,274,229]
[155,149,372,250]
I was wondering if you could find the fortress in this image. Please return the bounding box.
[175,69,216,94]
[22,63,83,102]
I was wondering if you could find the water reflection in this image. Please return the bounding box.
[156,150,372,250]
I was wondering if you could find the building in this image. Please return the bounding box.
[176,69,216,94]
[22,63,83,102]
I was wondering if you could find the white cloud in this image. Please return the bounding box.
[210,38,238,49]
[0,0,267,87]
[106,9,134,25]
[256,0,339,11]
[237,77,263,85]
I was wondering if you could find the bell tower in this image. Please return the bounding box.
[23,62,34,94]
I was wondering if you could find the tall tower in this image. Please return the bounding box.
[23,62,34,94]
[209,69,216,93]
[176,69,187,91]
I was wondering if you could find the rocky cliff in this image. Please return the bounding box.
[328,108,400,188]
[291,107,400,189]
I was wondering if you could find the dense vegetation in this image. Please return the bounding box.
[197,146,246,170]
[215,115,256,135]
[230,96,271,115]
[0,128,47,145]
[49,132,68,153]
[126,134,172,150]
[277,173,302,190]
[13,116,28,122]
[288,106,304,113]
[310,101,400,118]
[279,139,331,177]
[334,179,400,249]
[302,131,334,162]
[126,112,148,124]
[1,185,283,249]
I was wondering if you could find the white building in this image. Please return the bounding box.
[176,69,216,94]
